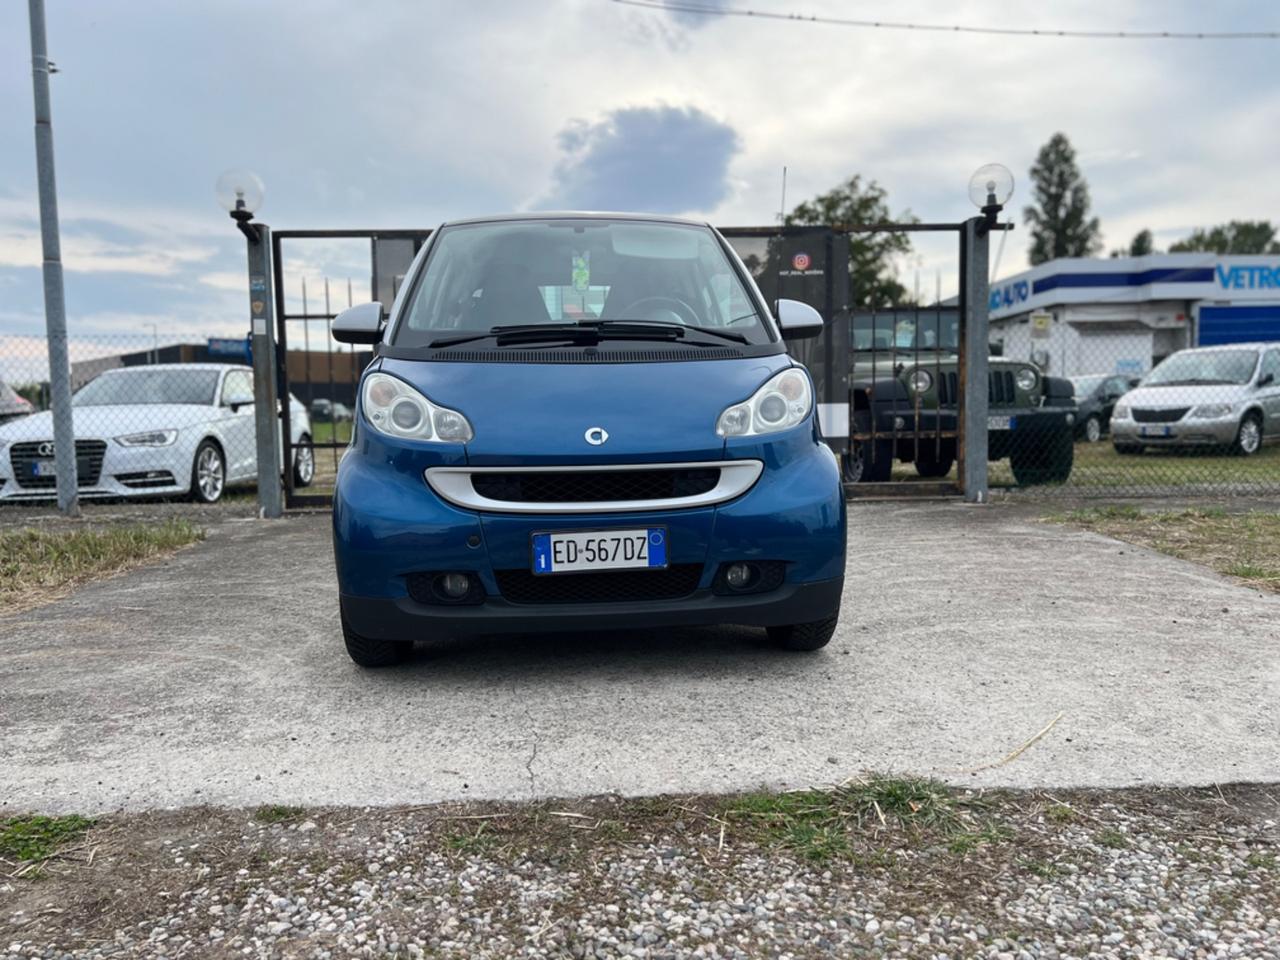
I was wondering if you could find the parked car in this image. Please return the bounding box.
[1070,374,1137,443]
[311,398,354,423]
[844,312,1078,486]
[0,381,35,425]
[0,364,314,503]
[329,212,847,666]
[1111,343,1280,455]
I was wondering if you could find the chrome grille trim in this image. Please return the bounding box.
[425,460,764,514]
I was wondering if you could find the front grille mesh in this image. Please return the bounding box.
[472,468,720,503]
[10,440,107,489]
[495,564,703,604]
[1132,407,1190,424]
[934,371,1017,405]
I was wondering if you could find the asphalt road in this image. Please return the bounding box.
[3,504,1278,813]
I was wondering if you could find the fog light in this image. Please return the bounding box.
[1065,413,1075,425]
[725,563,753,590]
[893,416,906,430]
[440,573,472,598]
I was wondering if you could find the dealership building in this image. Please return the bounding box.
[988,254,1280,379]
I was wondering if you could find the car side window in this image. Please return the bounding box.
[221,371,252,405]
[1106,377,1128,397]
[1260,350,1280,383]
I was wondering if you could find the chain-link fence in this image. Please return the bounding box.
[840,310,1280,497]
[0,332,319,507]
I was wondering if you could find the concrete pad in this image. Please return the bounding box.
[2,503,1278,813]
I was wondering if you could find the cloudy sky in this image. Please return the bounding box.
[1,0,1278,358]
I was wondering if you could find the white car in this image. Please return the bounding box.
[1111,343,1280,455]
[0,363,314,503]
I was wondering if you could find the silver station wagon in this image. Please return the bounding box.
[1110,342,1280,455]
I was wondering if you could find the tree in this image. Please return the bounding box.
[785,174,915,308]
[1023,133,1102,264]
[1109,228,1155,258]
[1169,220,1280,255]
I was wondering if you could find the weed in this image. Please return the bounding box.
[1245,852,1276,871]
[445,825,500,857]
[1096,828,1128,849]
[1046,803,1077,824]
[253,804,305,824]
[948,823,1013,855]
[0,815,95,862]
[1019,857,1061,879]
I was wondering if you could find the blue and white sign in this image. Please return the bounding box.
[990,254,1280,320]
[207,336,252,363]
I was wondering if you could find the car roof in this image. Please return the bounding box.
[98,363,247,373]
[437,211,712,229]
[1179,342,1278,353]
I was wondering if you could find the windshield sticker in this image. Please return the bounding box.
[571,252,590,292]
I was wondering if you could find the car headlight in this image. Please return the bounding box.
[114,430,178,447]
[716,367,813,437]
[1113,404,1129,420]
[1015,368,1038,392]
[362,371,473,443]
[1191,403,1233,419]
[907,369,933,393]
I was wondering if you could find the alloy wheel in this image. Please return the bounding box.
[198,446,224,501]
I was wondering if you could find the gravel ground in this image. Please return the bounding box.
[4,784,1278,959]
[0,494,258,529]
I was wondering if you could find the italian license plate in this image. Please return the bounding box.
[1140,425,1173,438]
[987,415,1015,430]
[531,528,667,575]
[32,459,55,478]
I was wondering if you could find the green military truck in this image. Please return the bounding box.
[842,310,1078,486]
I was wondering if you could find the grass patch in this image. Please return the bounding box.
[444,825,501,857]
[1096,828,1129,849]
[0,815,94,862]
[1245,852,1276,871]
[1047,507,1280,593]
[722,776,964,863]
[0,518,205,612]
[252,804,305,825]
[309,421,353,445]
[948,823,1013,855]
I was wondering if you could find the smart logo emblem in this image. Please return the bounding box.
[584,426,609,445]
[792,252,812,271]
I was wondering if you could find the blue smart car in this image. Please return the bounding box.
[330,213,846,666]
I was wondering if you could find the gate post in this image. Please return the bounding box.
[961,217,990,503]
[246,224,283,518]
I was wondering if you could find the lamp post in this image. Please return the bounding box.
[216,169,282,518]
[960,163,1014,503]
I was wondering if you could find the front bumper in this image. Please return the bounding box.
[332,428,846,639]
[1111,417,1239,447]
[342,576,844,639]
[0,439,193,501]
[857,405,1075,458]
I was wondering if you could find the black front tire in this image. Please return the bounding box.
[341,610,412,667]
[1010,426,1074,486]
[189,439,225,504]
[842,439,893,483]
[293,433,315,488]
[1231,413,1263,457]
[1083,414,1102,443]
[913,443,955,478]
[768,616,839,652]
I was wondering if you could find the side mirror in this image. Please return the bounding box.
[1258,372,1275,387]
[332,301,385,345]
[775,298,824,340]
[224,390,254,410]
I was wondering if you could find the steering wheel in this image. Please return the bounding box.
[614,296,700,327]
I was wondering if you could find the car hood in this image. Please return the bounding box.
[1121,383,1251,408]
[0,404,218,442]
[378,354,795,465]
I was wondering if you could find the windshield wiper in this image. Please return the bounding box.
[428,320,748,349]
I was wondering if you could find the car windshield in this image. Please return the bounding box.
[851,311,959,352]
[1144,350,1258,386]
[394,218,773,347]
[1070,375,1107,396]
[73,368,220,406]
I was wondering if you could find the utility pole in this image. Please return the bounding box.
[28,0,78,516]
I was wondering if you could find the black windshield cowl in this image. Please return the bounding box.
[428,320,748,349]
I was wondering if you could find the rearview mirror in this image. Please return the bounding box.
[332,301,385,345]
[775,298,823,340]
